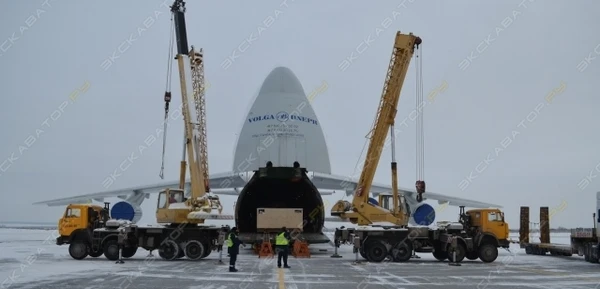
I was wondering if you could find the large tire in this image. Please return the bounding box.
[391,241,412,262]
[185,240,205,260]
[466,251,479,260]
[365,240,388,263]
[447,242,466,263]
[88,249,103,258]
[359,248,367,259]
[159,240,180,261]
[478,244,498,263]
[103,240,119,261]
[201,241,211,258]
[122,247,137,258]
[69,242,88,260]
[584,244,591,262]
[432,249,446,261]
[103,240,120,261]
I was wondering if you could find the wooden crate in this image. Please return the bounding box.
[256,208,303,231]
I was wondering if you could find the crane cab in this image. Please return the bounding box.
[378,193,409,217]
[156,188,200,225]
[157,189,186,209]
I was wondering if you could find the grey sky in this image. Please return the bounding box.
[0,0,598,229]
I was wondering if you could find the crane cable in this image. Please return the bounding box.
[159,14,176,179]
[415,45,425,202]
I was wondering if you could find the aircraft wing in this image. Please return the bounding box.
[32,172,248,206]
[33,171,337,206]
[32,180,181,206]
[310,172,502,208]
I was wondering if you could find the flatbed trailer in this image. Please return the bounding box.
[334,207,510,264]
[520,204,600,262]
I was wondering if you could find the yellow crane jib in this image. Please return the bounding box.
[156,0,232,225]
[331,32,422,227]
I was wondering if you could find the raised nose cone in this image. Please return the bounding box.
[258,66,305,96]
[232,66,332,174]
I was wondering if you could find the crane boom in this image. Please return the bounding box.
[190,49,210,192]
[331,32,421,226]
[155,0,228,225]
[171,0,206,200]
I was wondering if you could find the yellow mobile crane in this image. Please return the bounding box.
[330,32,421,226]
[155,0,229,225]
[331,32,510,264]
[53,0,234,262]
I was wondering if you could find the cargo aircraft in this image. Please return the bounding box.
[34,66,501,244]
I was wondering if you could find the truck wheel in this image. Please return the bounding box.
[365,240,387,263]
[103,240,120,261]
[447,243,466,263]
[122,247,137,258]
[432,249,446,261]
[391,241,412,262]
[69,242,88,260]
[478,244,498,263]
[465,251,478,260]
[201,241,211,258]
[88,249,103,258]
[185,240,205,260]
[159,240,179,261]
[584,244,591,262]
[359,248,367,259]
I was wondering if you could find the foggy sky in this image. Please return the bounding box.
[0,0,599,229]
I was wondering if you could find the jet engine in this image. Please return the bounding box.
[110,201,143,223]
[406,201,435,226]
[366,195,436,226]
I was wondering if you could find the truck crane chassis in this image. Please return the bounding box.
[334,206,510,263]
[57,202,230,261]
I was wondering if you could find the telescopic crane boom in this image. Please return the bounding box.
[156,0,231,225]
[331,32,422,226]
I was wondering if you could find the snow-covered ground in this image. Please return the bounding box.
[0,228,597,289]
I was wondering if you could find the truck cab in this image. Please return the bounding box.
[57,203,108,245]
[465,208,510,246]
